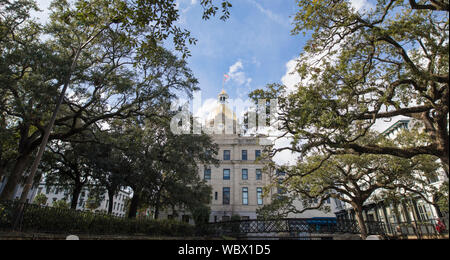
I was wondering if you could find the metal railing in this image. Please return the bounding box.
[382,218,448,239]
[205,218,387,238]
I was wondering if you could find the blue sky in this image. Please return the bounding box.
[174,0,305,101]
[31,0,398,165]
[33,0,307,117]
[32,0,373,104]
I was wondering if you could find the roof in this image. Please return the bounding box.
[381,119,410,136]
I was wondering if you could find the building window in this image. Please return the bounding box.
[242,187,248,205]
[257,188,263,205]
[256,169,262,180]
[277,179,285,194]
[427,173,440,184]
[242,150,247,160]
[417,202,433,221]
[223,169,230,180]
[204,168,211,180]
[242,169,248,180]
[276,169,285,176]
[215,192,218,201]
[205,149,211,158]
[223,187,230,205]
[223,150,230,160]
[255,150,261,159]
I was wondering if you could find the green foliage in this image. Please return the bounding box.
[435,181,449,214]
[85,195,102,211]
[52,200,69,209]
[254,0,449,166]
[191,205,211,226]
[191,205,213,235]
[0,201,195,236]
[33,193,48,206]
[0,205,7,223]
[0,0,231,202]
[261,133,442,237]
[117,115,218,218]
[230,215,241,221]
[257,195,294,220]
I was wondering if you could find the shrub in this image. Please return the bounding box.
[0,201,195,237]
[52,200,69,209]
[33,193,48,206]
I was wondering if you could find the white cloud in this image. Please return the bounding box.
[31,0,52,23]
[193,95,255,125]
[251,57,261,67]
[281,58,301,94]
[229,61,243,74]
[247,0,290,27]
[349,0,375,12]
[194,98,218,122]
[272,136,299,166]
[227,60,252,88]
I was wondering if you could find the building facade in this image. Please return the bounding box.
[160,90,274,223]
[0,178,131,217]
[33,184,131,217]
[204,134,272,222]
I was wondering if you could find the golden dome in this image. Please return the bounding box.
[219,89,228,96]
[204,90,239,135]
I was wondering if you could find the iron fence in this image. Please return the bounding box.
[0,200,194,236]
[205,218,387,238]
[382,218,448,239]
[2,200,447,239]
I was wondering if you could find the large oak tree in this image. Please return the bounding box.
[0,0,231,201]
[256,0,448,169]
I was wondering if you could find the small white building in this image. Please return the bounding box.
[35,184,131,217]
[3,181,131,217]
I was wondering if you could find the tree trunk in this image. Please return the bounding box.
[128,192,140,219]
[0,166,4,183]
[0,153,31,201]
[108,191,114,214]
[353,203,368,239]
[153,189,162,219]
[154,206,160,219]
[70,185,83,210]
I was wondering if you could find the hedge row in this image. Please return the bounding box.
[0,201,195,237]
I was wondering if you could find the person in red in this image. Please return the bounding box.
[435,218,446,234]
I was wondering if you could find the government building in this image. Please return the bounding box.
[160,89,274,223]
[203,90,273,222]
